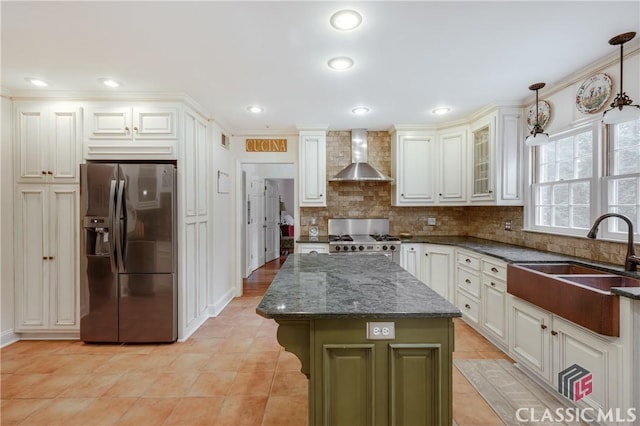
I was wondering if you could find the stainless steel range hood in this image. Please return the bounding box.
[329,129,393,182]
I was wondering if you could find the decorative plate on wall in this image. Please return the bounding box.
[576,73,612,114]
[527,101,551,131]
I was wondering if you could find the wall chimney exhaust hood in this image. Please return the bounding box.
[329,129,393,182]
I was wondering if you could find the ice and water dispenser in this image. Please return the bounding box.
[84,217,110,256]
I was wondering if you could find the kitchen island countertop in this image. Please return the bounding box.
[256,253,461,320]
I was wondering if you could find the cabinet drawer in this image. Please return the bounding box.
[482,259,507,280]
[482,277,506,293]
[457,252,480,270]
[457,268,480,297]
[457,291,480,325]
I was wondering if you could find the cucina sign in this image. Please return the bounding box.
[245,139,288,152]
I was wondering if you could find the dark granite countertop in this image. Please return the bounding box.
[256,254,462,320]
[298,235,640,300]
[296,236,330,243]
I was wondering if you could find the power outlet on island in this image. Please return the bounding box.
[427,217,437,226]
[366,322,396,340]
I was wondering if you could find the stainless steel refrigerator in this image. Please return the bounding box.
[80,162,177,343]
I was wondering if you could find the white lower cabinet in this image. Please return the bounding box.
[14,184,79,332]
[509,296,553,381]
[296,243,329,254]
[480,258,507,347]
[421,244,454,302]
[455,250,482,327]
[509,296,621,414]
[400,243,422,278]
[456,250,508,350]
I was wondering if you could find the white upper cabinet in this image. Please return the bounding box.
[15,103,82,184]
[299,130,327,207]
[84,104,179,160]
[437,127,467,204]
[469,107,523,205]
[391,129,436,206]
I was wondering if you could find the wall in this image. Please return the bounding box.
[1,95,14,342]
[209,122,235,313]
[299,123,635,267]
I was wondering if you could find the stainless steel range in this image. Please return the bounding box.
[328,218,401,263]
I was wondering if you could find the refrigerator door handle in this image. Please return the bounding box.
[115,179,125,271]
[108,179,117,272]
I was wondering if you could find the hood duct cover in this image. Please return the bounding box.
[329,129,393,182]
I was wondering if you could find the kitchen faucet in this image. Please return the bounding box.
[587,213,640,272]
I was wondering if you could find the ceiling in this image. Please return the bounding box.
[2,1,639,135]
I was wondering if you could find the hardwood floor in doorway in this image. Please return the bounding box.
[243,256,288,297]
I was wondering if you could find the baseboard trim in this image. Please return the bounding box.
[1,330,20,348]
[209,287,235,318]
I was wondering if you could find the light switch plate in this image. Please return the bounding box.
[366,322,395,340]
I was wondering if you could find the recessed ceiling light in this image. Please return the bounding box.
[330,9,362,31]
[99,78,121,88]
[25,77,48,87]
[352,107,370,115]
[432,107,451,115]
[328,57,354,71]
[247,105,264,113]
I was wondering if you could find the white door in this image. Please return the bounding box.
[248,176,265,272]
[264,180,280,263]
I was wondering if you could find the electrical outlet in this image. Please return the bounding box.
[427,217,437,226]
[366,322,395,340]
[505,220,513,231]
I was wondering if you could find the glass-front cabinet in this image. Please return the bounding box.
[470,117,495,202]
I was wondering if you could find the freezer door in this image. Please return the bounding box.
[119,273,177,342]
[80,163,119,342]
[119,164,175,274]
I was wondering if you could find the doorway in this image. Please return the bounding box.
[240,163,295,279]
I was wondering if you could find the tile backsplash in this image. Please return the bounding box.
[300,130,634,266]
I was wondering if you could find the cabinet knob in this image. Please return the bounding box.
[464,304,471,309]
[47,171,53,175]
[42,256,47,260]
[551,330,558,336]
[41,171,47,175]
[439,193,442,196]
[488,190,493,194]
[541,324,547,330]
[491,267,499,273]
[465,258,471,263]
[490,282,496,287]
[465,279,471,284]
[425,253,428,256]
[320,194,323,197]
[125,126,130,133]
[401,193,404,197]
[133,126,139,132]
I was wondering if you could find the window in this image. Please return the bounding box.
[531,125,596,235]
[528,118,640,242]
[603,118,640,239]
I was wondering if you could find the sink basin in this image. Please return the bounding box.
[557,274,640,291]
[515,262,608,275]
[507,263,622,336]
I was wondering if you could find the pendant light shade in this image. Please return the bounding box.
[525,82,551,146]
[602,32,640,124]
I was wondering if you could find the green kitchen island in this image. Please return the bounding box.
[256,254,461,426]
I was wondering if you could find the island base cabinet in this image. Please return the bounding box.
[275,317,455,426]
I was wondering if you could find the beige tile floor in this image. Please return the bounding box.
[1,269,510,425]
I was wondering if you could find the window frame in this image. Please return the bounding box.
[526,117,640,243]
[525,121,602,238]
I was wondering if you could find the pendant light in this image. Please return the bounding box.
[525,82,550,146]
[603,32,640,124]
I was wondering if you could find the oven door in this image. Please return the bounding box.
[329,251,399,263]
